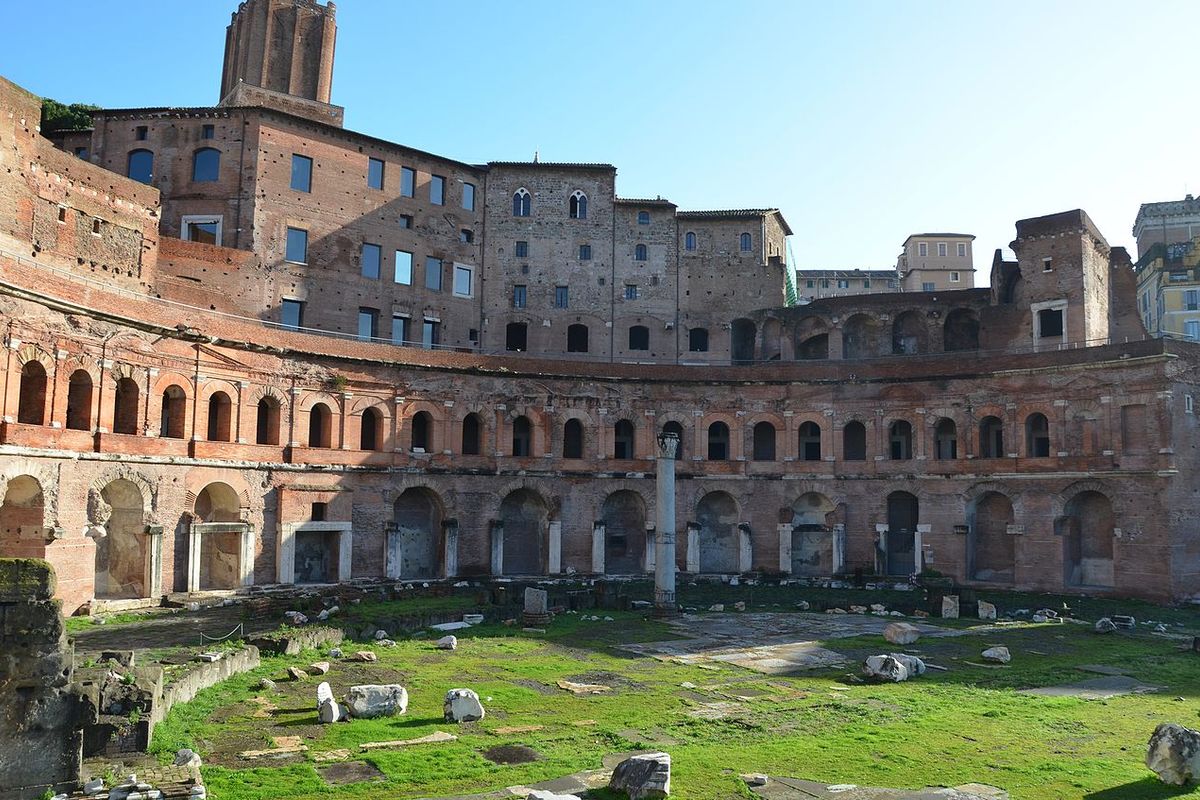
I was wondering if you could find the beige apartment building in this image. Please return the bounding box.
[896,233,975,291]
[1132,194,1200,259]
[1135,236,1200,340]
[794,269,899,302]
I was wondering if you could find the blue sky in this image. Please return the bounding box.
[5,1,1198,275]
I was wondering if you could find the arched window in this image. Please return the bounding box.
[127,149,153,184]
[685,231,696,251]
[192,147,220,182]
[629,325,650,351]
[635,244,647,261]
[889,420,913,460]
[66,370,93,431]
[798,421,822,461]
[563,418,584,459]
[206,392,232,442]
[663,420,684,460]
[707,421,729,460]
[569,190,587,219]
[567,323,589,353]
[1025,413,1050,457]
[17,361,47,425]
[689,328,709,352]
[614,419,635,459]
[934,418,957,460]
[842,421,867,461]
[113,377,139,435]
[461,413,482,455]
[411,410,433,452]
[160,385,187,439]
[256,397,280,445]
[360,407,381,451]
[739,232,752,252]
[308,403,332,448]
[979,416,1004,458]
[752,421,776,461]
[512,415,532,457]
[512,188,531,217]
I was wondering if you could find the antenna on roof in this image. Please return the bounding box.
[533,150,539,163]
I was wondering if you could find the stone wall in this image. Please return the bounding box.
[0,560,86,800]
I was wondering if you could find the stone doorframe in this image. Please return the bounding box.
[489,519,561,576]
[188,521,254,592]
[277,520,351,585]
[874,523,930,577]
[777,523,846,575]
[386,518,458,579]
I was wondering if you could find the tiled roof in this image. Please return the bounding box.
[677,209,792,235]
[615,197,676,206]
[486,161,616,171]
[903,232,976,243]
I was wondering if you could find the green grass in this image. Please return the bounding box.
[148,603,1200,800]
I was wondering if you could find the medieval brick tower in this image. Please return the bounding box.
[219,0,337,106]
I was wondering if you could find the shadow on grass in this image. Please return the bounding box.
[1083,777,1197,799]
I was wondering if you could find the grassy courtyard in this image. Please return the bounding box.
[136,590,1200,800]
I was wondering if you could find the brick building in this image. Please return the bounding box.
[2,1,1198,614]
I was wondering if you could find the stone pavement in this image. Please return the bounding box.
[70,605,279,655]
[750,776,1008,799]
[617,612,979,674]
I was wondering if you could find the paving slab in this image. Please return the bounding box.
[751,776,1008,799]
[1019,675,1161,700]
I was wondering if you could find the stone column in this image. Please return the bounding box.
[145,525,164,598]
[442,519,458,578]
[832,523,847,574]
[547,520,562,575]
[915,523,931,575]
[654,431,679,616]
[777,523,793,574]
[385,525,402,579]
[737,523,753,573]
[337,527,353,582]
[591,522,605,574]
[644,524,656,573]
[874,523,888,575]
[686,523,700,573]
[239,525,255,587]
[187,520,202,593]
[490,521,504,575]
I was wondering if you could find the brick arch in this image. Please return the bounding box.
[1052,479,1115,519]
[182,468,253,519]
[0,459,60,529]
[490,479,560,519]
[295,389,342,414]
[250,384,288,405]
[89,466,158,524]
[109,361,143,382]
[347,394,391,417]
[386,478,454,514]
[14,343,53,369]
[196,378,241,404]
[151,371,194,395]
[961,480,1028,518]
[398,399,445,422]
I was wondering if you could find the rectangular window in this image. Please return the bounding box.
[625,284,638,300]
[357,307,379,341]
[285,227,308,263]
[950,271,960,282]
[513,285,527,308]
[460,228,474,243]
[1187,394,1195,414]
[136,125,148,141]
[394,250,413,284]
[399,214,412,229]
[1170,272,1189,282]
[430,174,445,205]
[805,280,814,288]
[462,182,475,211]
[1038,307,1064,338]
[888,279,897,288]
[918,242,927,257]
[938,242,947,257]
[836,279,849,289]
[453,263,474,298]
[1187,320,1200,340]
[367,157,384,190]
[555,285,569,308]
[863,279,871,288]
[73,147,89,159]
[957,242,966,257]
[1043,257,1054,272]
[361,242,381,279]
[579,244,592,260]
[201,124,215,139]
[515,240,529,258]
[281,299,304,330]
[422,319,440,349]
[820,279,829,288]
[290,154,313,192]
[425,256,443,291]
[1182,290,1197,310]
[400,166,415,197]
[391,314,409,345]
[182,215,222,246]
[922,282,935,291]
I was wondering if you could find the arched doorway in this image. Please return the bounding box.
[696,491,739,573]
[18,361,47,425]
[94,480,148,599]
[500,489,547,575]
[892,311,927,355]
[602,490,646,574]
[968,492,1014,582]
[192,482,246,590]
[66,370,93,431]
[943,308,980,351]
[842,314,881,359]
[885,491,919,576]
[0,476,46,559]
[1062,491,1114,587]
[790,492,836,576]
[392,488,442,578]
[731,318,756,365]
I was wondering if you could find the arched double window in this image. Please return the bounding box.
[512,188,531,217]
[569,190,587,219]
[192,147,220,182]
